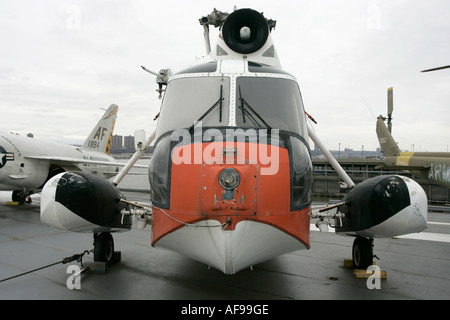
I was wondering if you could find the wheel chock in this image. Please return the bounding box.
[83,262,108,274]
[343,259,387,279]
[5,201,20,206]
[343,259,353,268]
[85,251,121,274]
[353,269,387,279]
[343,259,377,268]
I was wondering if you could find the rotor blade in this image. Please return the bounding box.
[387,87,393,117]
[421,65,450,72]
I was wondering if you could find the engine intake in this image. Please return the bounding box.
[222,8,270,54]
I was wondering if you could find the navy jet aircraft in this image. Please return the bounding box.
[0,105,126,203]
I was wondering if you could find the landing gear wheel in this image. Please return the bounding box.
[12,191,27,204]
[352,237,373,269]
[94,232,114,263]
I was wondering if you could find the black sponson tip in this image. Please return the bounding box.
[55,172,132,230]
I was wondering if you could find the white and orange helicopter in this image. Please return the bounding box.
[40,8,427,275]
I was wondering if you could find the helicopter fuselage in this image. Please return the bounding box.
[148,59,313,274]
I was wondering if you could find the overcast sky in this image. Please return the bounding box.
[1,0,449,152]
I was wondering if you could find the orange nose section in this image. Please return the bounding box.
[201,163,257,217]
[151,141,310,249]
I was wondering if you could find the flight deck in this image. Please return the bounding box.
[1,190,449,301]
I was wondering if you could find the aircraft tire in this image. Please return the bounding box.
[94,232,114,263]
[12,191,26,204]
[352,237,373,269]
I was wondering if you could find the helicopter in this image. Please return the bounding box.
[40,8,427,275]
[377,87,450,188]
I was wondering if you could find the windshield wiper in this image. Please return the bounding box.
[189,85,224,133]
[238,85,272,131]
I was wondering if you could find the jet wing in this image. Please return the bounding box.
[25,155,148,168]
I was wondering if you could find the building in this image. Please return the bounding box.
[111,135,123,150]
[124,135,135,151]
[312,158,450,204]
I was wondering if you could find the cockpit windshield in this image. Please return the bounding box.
[155,74,307,139]
[156,76,230,138]
[235,77,307,137]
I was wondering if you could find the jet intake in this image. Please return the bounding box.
[40,172,132,233]
[336,175,428,238]
[222,8,270,54]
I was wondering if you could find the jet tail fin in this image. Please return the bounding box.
[376,115,400,157]
[82,104,118,154]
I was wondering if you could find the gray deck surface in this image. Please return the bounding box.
[1,190,449,301]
